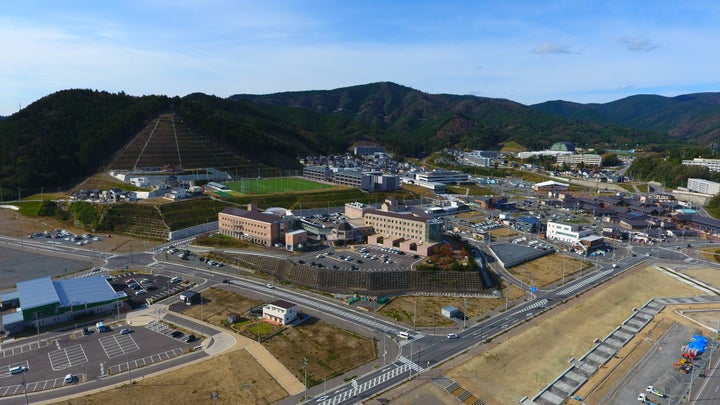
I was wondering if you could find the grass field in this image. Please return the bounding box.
[225,177,334,194]
[435,265,705,405]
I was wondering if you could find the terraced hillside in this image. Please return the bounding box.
[108,113,274,175]
[95,203,169,239]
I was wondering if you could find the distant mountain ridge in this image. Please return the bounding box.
[531,92,720,144]
[231,81,663,156]
[0,83,714,194]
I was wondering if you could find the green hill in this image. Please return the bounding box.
[0,83,703,196]
[531,92,720,144]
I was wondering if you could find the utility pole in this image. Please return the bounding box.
[463,297,467,329]
[413,297,417,330]
[303,357,308,401]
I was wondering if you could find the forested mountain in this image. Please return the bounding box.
[231,82,668,157]
[0,90,169,194]
[0,83,709,195]
[531,93,720,145]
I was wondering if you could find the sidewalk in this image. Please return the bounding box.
[166,305,305,396]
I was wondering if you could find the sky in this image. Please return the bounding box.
[3,0,720,116]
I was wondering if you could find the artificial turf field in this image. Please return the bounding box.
[224,177,334,194]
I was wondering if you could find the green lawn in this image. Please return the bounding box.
[225,177,334,194]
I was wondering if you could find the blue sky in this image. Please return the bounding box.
[3,0,720,116]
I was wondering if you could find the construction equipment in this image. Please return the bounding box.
[646,385,666,398]
[637,393,660,405]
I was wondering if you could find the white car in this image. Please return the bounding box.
[447,333,459,339]
[266,283,275,289]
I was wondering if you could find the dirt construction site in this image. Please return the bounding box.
[367,263,720,405]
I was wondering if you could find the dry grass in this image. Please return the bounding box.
[377,285,524,328]
[488,227,517,238]
[507,253,589,287]
[440,265,705,405]
[53,349,287,405]
[681,267,720,292]
[184,288,376,386]
[182,287,263,327]
[263,319,376,385]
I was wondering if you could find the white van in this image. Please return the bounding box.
[398,331,410,339]
[9,366,27,375]
[64,374,75,384]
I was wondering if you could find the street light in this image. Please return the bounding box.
[19,368,29,405]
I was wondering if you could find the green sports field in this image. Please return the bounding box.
[224,177,334,194]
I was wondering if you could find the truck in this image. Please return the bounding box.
[95,322,109,332]
[637,393,660,405]
[646,385,666,398]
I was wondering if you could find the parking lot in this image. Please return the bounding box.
[291,245,423,271]
[0,317,203,398]
[110,272,195,309]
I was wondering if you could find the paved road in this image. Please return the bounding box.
[2,231,717,404]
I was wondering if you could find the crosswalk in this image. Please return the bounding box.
[555,269,612,296]
[512,299,547,316]
[316,357,424,405]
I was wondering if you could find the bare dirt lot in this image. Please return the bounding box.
[183,287,377,386]
[53,348,287,405]
[507,252,590,287]
[378,284,526,328]
[377,264,708,405]
[682,266,720,291]
[0,206,160,254]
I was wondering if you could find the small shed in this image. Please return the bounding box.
[179,290,201,305]
[441,305,459,319]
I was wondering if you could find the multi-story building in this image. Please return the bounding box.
[303,166,332,182]
[687,178,720,195]
[556,153,602,167]
[333,170,372,189]
[546,221,593,243]
[218,204,290,247]
[371,173,401,191]
[353,145,385,156]
[682,158,720,172]
[414,169,470,186]
[364,209,442,242]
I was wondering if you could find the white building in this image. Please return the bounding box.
[414,170,470,185]
[682,158,720,172]
[546,221,593,243]
[263,299,298,325]
[687,178,720,195]
[556,153,602,167]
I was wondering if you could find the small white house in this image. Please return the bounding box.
[263,299,298,325]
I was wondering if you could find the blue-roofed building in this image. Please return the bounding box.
[2,276,127,333]
[516,216,542,233]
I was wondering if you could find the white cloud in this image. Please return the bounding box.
[532,43,573,55]
[618,36,658,51]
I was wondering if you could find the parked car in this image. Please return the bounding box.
[120,328,133,335]
[64,374,76,384]
[185,334,197,343]
[9,366,28,375]
[170,330,184,338]
[82,327,92,335]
